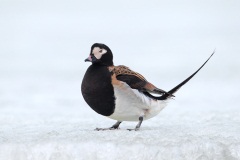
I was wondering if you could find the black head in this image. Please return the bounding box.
[85,43,113,66]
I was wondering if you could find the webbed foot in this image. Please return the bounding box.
[127,116,143,131]
[95,121,122,131]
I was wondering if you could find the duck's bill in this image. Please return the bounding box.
[84,56,92,62]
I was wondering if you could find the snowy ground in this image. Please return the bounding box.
[1,0,240,159]
[0,67,240,160]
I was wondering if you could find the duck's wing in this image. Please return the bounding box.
[109,65,172,96]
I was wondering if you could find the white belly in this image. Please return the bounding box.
[108,82,169,121]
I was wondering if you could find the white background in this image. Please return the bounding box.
[0,0,240,159]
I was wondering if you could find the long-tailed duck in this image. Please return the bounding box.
[81,43,214,131]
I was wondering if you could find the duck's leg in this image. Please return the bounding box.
[111,121,122,129]
[95,121,122,131]
[128,116,144,131]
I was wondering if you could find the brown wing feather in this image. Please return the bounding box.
[113,65,147,81]
[109,65,171,96]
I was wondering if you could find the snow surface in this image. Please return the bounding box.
[1,0,240,159]
[1,68,240,160]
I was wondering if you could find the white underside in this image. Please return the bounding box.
[108,81,169,121]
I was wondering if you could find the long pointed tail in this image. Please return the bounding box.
[159,51,215,100]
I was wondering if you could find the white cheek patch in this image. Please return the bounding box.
[101,49,107,54]
[92,47,107,59]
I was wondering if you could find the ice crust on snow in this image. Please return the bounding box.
[1,86,240,160]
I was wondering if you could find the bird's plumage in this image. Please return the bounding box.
[109,65,171,98]
[81,43,214,130]
[81,65,116,116]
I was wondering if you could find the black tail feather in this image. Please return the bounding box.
[158,51,215,100]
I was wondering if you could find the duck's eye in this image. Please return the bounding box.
[99,50,102,53]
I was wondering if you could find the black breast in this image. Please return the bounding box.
[81,65,115,116]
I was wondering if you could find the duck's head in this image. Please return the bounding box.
[85,43,113,66]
